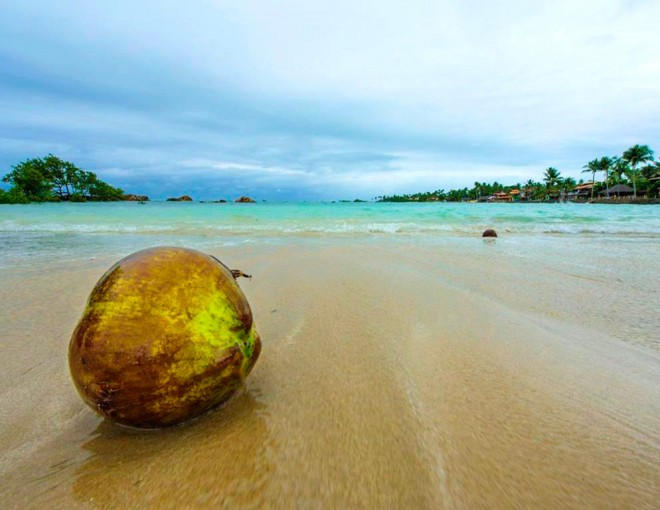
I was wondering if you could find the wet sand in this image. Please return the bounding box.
[1,239,659,508]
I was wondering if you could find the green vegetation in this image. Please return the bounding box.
[622,144,655,198]
[0,155,123,203]
[378,145,657,202]
[543,167,561,190]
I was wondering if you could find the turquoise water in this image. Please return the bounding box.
[1,201,659,267]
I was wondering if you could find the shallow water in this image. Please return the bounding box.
[3,202,660,236]
[1,201,659,268]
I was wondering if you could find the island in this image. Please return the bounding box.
[0,155,125,203]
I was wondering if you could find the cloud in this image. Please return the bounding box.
[0,0,658,199]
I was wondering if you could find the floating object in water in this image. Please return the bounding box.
[482,229,498,238]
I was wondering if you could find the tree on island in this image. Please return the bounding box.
[543,167,561,191]
[582,159,600,200]
[622,145,654,198]
[523,179,537,200]
[560,177,577,198]
[642,161,660,197]
[0,155,123,203]
[598,156,614,198]
[611,157,629,187]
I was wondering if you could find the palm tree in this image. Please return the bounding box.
[543,167,561,188]
[640,162,659,180]
[543,168,561,201]
[598,156,614,198]
[561,177,576,202]
[523,179,536,200]
[622,144,654,198]
[645,162,660,198]
[611,157,629,186]
[582,159,599,200]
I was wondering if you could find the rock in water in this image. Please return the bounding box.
[68,247,261,428]
[122,194,150,202]
[482,229,498,238]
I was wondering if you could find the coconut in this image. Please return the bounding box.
[68,247,261,428]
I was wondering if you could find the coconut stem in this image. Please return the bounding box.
[231,269,252,279]
[209,254,252,280]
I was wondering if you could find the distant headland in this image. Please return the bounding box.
[378,144,658,203]
[0,155,125,204]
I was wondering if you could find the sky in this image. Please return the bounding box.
[1,0,659,200]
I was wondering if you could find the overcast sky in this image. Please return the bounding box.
[1,0,658,200]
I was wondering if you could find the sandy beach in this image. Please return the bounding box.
[1,235,658,509]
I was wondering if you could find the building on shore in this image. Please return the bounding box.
[493,191,513,202]
[599,184,634,198]
[567,182,594,202]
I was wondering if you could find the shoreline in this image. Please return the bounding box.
[2,196,660,205]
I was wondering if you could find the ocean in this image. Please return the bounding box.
[2,201,659,268]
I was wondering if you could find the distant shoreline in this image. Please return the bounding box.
[2,198,660,205]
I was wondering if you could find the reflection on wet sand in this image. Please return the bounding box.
[73,389,272,508]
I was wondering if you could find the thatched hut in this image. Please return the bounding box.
[599,184,633,197]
